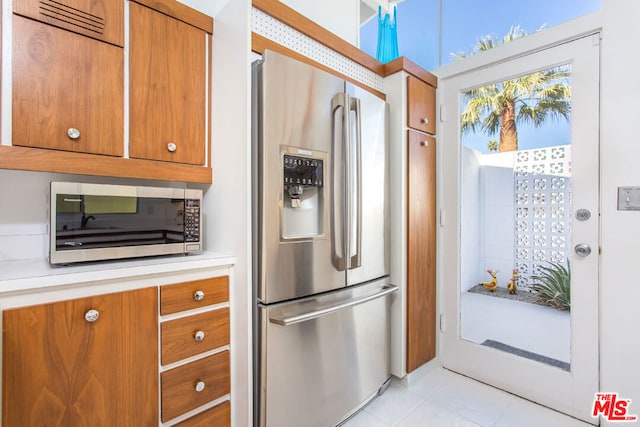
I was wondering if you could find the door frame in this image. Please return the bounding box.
[437,33,601,423]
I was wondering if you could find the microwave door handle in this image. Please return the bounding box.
[348,96,362,269]
[331,93,347,271]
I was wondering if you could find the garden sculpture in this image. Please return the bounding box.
[481,269,498,292]
[507,268,519,294]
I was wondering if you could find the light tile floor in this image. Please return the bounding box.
[342,363,594,427]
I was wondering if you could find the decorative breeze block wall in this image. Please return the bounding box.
[513,145,572,290]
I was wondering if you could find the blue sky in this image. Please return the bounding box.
[360,0,601,153]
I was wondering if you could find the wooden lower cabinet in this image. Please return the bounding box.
[2,287,158,427]
[406,130,437,372]
[159,276,231,424]
[174,401,231,427]
[161,351,230,422]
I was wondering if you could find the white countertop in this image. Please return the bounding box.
[0,252,235,295]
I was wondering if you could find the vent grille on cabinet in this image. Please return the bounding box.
[39,0,105,35]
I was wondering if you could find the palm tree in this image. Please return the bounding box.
[454,26,571,152]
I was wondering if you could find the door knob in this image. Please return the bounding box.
[574,243,592,257]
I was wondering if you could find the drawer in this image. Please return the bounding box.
[407,75,436,135]
[161,351,230,422]
[161,308,230,365]
[173,401,231,427]
[160,276,228,315]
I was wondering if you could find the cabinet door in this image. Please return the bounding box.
[13,0,123,46]
[174,401,231,427]
[129,2,207,166]
[161,351,230,422]
[2,287,158,427]
[161,308,230,365]
[12,16,124,157]
[406,130,436,372]
[407,75,436,135]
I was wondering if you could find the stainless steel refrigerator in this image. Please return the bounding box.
[252,50,397,427]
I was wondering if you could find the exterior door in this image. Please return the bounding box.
[440,34,600,423]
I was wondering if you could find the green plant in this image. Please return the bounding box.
[530,261,571,311]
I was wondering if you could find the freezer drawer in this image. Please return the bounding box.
[257,280,397,427]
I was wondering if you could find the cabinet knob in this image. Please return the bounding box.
[84,309,100,323]
[194,330,205,342]
[420,140,429,147]
[193,290,205,301]
[167,142,177,152]
[421,117,429,125]
[67,128,81,140]
[194,380,206,392]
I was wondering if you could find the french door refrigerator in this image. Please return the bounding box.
[252,50,397,427]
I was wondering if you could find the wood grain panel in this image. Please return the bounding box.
[252,0,384,75]
[14,0,124,46]
[12,16,123,156]
[2,287,159,426]
[160,276,229,315]
[406,130,437,373]
[407,75,437,135]
[173,401,231,427]
[161,308,230,365]
[0,145,212,183]
[161,351,230,422]
[384,57,438,88]
[131,0,213,33]
[129,2,207,165]
[252,33,386,101]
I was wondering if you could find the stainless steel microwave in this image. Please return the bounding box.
[50,182,202,264]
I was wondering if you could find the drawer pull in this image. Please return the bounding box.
[167,142,177,152]
[194,330,205,342]
[421,117,429,125]
[193,290,205,301]
[194,380,206,392]
[67,128,81,140]
[84,309,99,323]
[420,140,429,147]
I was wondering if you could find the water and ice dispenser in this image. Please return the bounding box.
[282,152,325,239]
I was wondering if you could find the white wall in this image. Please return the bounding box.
[460,147,482,292]
[192,0,253,425]
[599,0,640,423]
[280,0,359,45]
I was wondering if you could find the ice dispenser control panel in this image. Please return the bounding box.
[283,155,323,187]
[284,154,323,209]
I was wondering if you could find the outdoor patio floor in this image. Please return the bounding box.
[461,291,570,364]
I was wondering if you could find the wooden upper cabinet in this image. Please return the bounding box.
[13,0,123,46]
[2,287,158,427]
[129,1,209,166]
[12,16,124,156]
[407,75,436,135]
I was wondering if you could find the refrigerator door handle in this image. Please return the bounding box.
[331,93,348,271]
[269,284,398,326]
[348,96,362,269]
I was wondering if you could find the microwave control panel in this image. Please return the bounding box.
[184,199,201,242]
[283,155,323,187]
